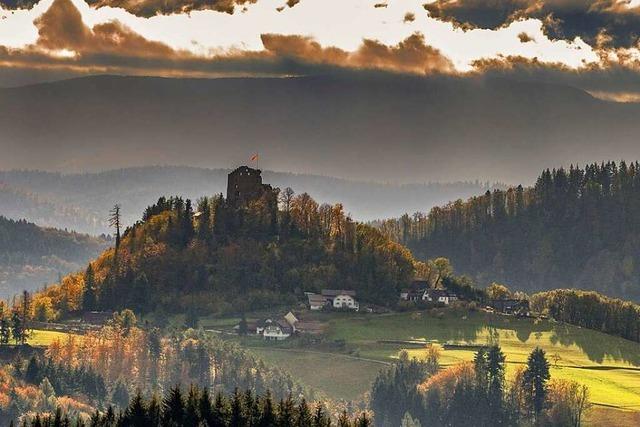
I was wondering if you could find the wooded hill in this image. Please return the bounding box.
[0,216,107,297]
[38,186,416,318]
[379,161,640,301]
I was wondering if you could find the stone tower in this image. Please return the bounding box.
[226,166,271,208]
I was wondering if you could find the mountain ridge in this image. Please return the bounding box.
[2,73,638,183]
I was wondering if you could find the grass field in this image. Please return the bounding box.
[29,329,75,346]
[249,347,386,401]
[237,309,640,412]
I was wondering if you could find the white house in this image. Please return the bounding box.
[262,320,293,340]
[321,289,359,311]
[424,289,457,305]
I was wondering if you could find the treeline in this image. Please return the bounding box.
[0,216,108,297]
[379,161,640,301]
[531,289,640,343]
[371,347,590,427]
[39,187,415,317]
[0,217,105,265]
[0,167,494,234]
[24,385,371,427]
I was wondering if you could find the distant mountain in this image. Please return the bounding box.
[0,167,495,234]
[0,216,109,297]
[379,161,640,301]
[2,74,640,183]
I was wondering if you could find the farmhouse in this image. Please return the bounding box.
[253,311,298,340]
[322,289,359,311]
[306,289,359,311]
[262,320,293,340]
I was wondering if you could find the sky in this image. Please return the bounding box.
[2,0,640,96]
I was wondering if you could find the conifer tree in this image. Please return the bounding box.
[82,264,97,312]
[524,347,550,420]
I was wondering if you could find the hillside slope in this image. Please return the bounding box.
[380,161,640,301]
[0,216,108,297]
[35,180,415,317]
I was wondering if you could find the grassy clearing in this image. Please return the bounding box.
[29,329,75,346]
[248,347,386,401]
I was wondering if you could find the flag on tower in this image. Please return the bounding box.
[250,153,259,162]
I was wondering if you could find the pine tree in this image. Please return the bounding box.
[259,391,276,427]
[277,395,295,427]
[82,264,97,312]
[126,390,148,426]
[162,386,185,427]
[524,347,550,420]
[295,397,312,427]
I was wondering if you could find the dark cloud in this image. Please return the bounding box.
[424,0,640,49]
[0,0,38,10]
[518,31,535,43]
[471,54,640,95]
[82,0,257,17]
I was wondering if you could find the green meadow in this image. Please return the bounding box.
[240,309,640,414]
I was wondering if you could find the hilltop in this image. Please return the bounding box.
[36,167,415,318]
[0,167,494,234]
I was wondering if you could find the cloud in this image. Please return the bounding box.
[517,32,534,43]
[471,54,640,96]
[261,33,455,75]
[82,0,258,16]
[0,0,454,81]
[0,0,39,10]
[424,0,640,49]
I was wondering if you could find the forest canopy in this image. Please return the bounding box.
[378,161,640,301]
[39,185,416,318]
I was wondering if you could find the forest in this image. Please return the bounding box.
[34,186,416,318]
[0,216,107,298]
[22,385,370,427]
[0,314,304,424]
[371,347,590,427]
[378,161,640,301]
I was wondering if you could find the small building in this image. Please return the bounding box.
[424,289,458,305]
[253,312,298,340]
[263,320,293,341]
[308,293,328,311]
[489,299,530,316]
[284,311,298,329]
[321,289,359,311]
